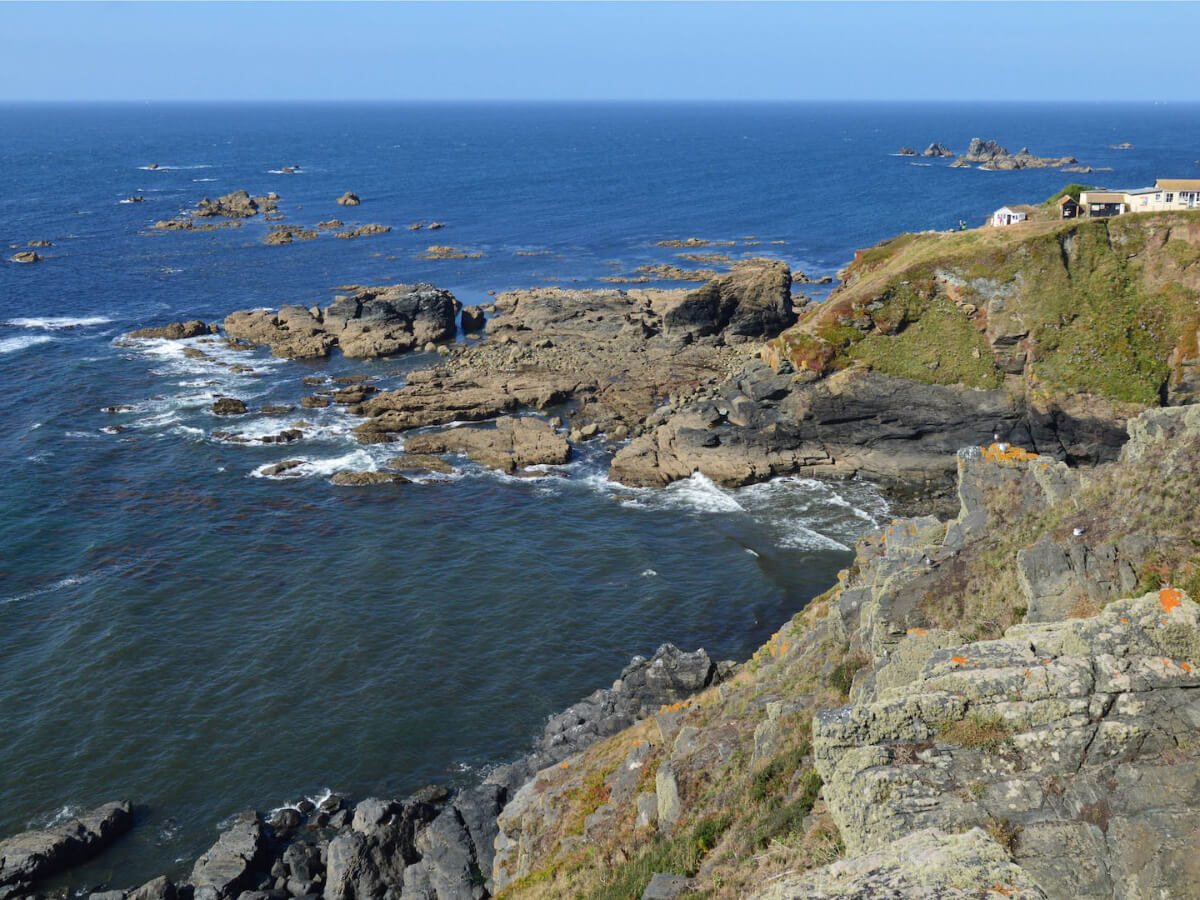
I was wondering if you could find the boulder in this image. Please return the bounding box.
[460,306,486,332]
[336,192,361,206]
[10,251,41,263]
[129,320,211,340]
[211,398,247,416]
[923,142,955,157]
[127,876,176,900]
[662,259,793,342]
[0,801,133,900]
[190,811,265,900]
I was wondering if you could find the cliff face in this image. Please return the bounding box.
[496,404,1200,899]
[611,213,1200,495]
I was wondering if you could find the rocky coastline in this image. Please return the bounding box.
[11,209,1200,899]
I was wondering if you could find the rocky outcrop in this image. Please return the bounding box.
[815,589,1200,900]
[9,251,41,263]
[923,142,954,157]
[334,224,391,240]
[617,213,1200,496]
[223,283,460,360]
[336,192,361,206]
[0,801,133,900]
[404,416,570,473]
[353,259,793,446]
[194,190,272,219]
[957,138,1080,170]
[128,320,213,340]
[211,398,247,415]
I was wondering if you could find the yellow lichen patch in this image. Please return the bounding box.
[981,442,1039,463]
[1160,587,1184,612]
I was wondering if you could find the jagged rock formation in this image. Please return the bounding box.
[223,283,461,359]
[957,138,1081,170]
[404,416,571,474]
[351,259,795,447]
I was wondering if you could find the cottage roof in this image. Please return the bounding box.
[1083,192,1126,203]
[1008,204,1038,214]
[1155,179,1200,191]
[1123,187,1159,196]
[1057,195,1080,206]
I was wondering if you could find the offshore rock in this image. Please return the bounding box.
[128,320,212,340]
[0,801,133,900]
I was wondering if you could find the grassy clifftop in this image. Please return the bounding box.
[767,212,1200,406]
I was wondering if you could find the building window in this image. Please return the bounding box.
[1166,193,1175,203]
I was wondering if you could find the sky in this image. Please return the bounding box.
[1,1,1198,103]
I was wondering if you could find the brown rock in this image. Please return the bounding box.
[329,470,408,486]
[404,416,571,473]
[336,192,361,206]
[212,398,247,415]
[128,320,210,340]
[10,251,41,263]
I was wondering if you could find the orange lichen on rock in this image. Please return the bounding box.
[1183,662,1193,674]
[907,627,930,636]
[951,656,968,665]
[981,442,1039,463]
[1160,587,1184,612]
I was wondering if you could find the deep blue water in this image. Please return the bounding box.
[1,102,1198,886]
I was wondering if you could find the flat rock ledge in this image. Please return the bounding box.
[0,801,133,900]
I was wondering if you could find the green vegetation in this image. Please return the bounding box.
[1044,183,1095,206]
[937,712,1015,753]
[585,815,731,900]
[829,653,869,698]
[773,211,1200,406]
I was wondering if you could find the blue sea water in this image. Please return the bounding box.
[1,101,1198,886]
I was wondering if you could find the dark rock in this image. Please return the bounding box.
[260,460,304,477]
[266,808,301,838]
[129,320,210,340]
[460,306,486,332]
[663,259,793,343]
[0,801,133,899]
[328,471,409,486]
[212,398,247,416]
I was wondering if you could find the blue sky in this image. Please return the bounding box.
[2,1,1198,102]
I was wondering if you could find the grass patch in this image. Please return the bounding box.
[829,653,869,698]
[744,769,823,851]
[937,712,1015,753]
[584,815,731,900]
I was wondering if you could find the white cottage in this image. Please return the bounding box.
[992,205,1034,227]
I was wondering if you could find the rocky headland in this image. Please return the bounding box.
[901,138,1086,170]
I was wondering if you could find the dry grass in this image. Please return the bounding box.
[937,713,1015,753]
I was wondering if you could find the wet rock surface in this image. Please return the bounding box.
[0,801,132,900]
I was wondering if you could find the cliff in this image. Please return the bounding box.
[611,212,1200,503]
[494,403,1200,899]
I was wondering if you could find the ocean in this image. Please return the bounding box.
[1,101,1197,886]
